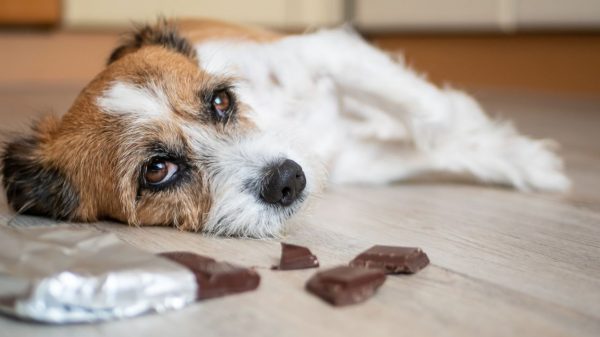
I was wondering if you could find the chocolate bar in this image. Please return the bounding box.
[159,251,260,300]
[349,245,429,274]
[272,242,319,270]
[305,266,386,306]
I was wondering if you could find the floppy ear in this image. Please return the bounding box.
[108,19,197,64]
[1,119,79,219]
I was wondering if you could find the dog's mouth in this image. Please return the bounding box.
[201,158,308,237]
[203,188,309,238]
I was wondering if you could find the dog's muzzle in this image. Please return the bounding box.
[260,159,306,206]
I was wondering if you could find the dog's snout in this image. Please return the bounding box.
[261,159,306,206]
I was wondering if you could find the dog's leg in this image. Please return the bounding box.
[286,28,570,191]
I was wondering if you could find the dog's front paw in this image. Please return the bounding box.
[437,126,571,192]
[512,138,570,192]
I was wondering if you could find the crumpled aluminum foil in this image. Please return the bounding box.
[0,226,197,323]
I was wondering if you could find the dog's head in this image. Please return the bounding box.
[1,21,322,237]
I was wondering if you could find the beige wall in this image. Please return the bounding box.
[63,0,344,29]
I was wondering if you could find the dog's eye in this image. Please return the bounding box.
[211,90,231,119]
[144,159,178,185]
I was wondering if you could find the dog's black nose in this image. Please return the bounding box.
[261,159,306,206]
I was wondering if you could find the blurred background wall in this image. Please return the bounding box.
[1,0,599,95]
[26,0,600,32]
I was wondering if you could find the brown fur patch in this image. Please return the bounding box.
[1,116,79,219]
[108,19,198,65]
[2,18,264,231]
[177,18,283,44]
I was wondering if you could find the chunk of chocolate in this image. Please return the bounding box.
[159,251,260,300]
[349,245,429,274]
[306,266,386,306]
[272,242,319,270]
[159,251,216,267]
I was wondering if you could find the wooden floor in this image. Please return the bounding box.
[0,32,599,337]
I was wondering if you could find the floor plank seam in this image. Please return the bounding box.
[431,264,600,321]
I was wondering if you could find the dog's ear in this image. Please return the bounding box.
[1,117,79,219]
[108,19,197,64]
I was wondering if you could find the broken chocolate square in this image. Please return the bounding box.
[159,251,260,300]
[305,266,386,306]
[158,251,216,267]
[349,245,429,274]
[272,242,319,270]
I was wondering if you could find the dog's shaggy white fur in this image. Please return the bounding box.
[187,27,568,236]
[196,27,568,189]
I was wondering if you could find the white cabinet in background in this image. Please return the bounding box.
[517,0,600,29]
[353,0,506,31]
[353,0,600,31]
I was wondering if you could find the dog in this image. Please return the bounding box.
[1,19,569,237]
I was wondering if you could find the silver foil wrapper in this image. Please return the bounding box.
[0,226,197,323]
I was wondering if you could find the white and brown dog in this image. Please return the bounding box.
[1,19,569,237]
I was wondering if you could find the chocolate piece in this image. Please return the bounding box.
[272,243,319,270]
[306,266,386,306]
[159,251,260,300]
[159,251,216,267]
[349,245,430,274]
